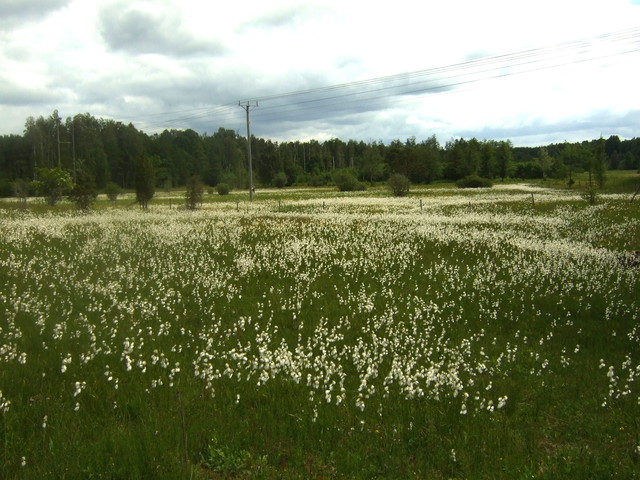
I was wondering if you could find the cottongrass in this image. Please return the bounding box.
[0,187,638,477]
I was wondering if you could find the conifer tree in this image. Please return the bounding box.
[135,154,155,209]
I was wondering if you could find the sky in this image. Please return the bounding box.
[1,0,639,147]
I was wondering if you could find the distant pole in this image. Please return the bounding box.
[56,115,61,168]
[72,120,76,183]
[239,101,258,201]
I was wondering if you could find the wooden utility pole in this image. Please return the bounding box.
[71,119,76,183]
[239,101,257,201]
[55,113,61,168]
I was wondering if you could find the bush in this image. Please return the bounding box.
[273,172,287,188]
[388,173,410,197]
[309,172,331,187]
[104,182,121,204]
[200,436,252,475]
[34,167,73,205]
[334,170,359,192]
[69,166,97,210]
[581,185,599,205]
[216,183,230,196]
[221,174,239,190]
[456,175,493,189]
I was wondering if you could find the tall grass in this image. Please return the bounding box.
[0,185,639,479]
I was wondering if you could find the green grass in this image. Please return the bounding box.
[527,169,640,195]
[0,185,639,479]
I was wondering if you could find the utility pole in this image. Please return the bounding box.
[239,101,257,201]
[71,119,76,183]
[55,112,61,168]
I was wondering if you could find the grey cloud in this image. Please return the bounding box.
[0,0,71,29]
[456,110,640,146]
[0,78,58,106]
[238,4,329,31]
[97,2,225,57]
[249,103,640,146]
[66,60,245,126]
[121,67,440,137]
[247,77,448,133]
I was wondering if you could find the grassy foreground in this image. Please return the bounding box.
[0,182,639,479]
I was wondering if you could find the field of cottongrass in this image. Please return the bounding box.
[1,184,639,479]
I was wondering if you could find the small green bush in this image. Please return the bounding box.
[33,167,73,205]
[388,173,410,197]
[309,172,331,187]
[104,182,121,203]
[334,170,359,192]
[273,172,287,188]
[216,183,230,195]
[69,167,97,210]
[456,175,493,189]
[185,175,204,210]
[581,185,599,205]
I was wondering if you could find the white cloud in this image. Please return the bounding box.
[0,0,639,146]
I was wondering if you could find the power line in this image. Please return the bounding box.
[250,44,640,123]
[245,27,640,104]
[124,27,640,133]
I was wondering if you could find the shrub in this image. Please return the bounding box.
[200,436,252,475]
[104,182,121,204]
[388,173,410,197]
[581,185,599,205]
[216,183,230,196]
[456,175,493,189]
[334,170,359,192]
[185,175,204,210]
[273,172,287,188]
[34,167,73,205]
[69,166,97,210]
[221,173,239,190]
[309,172,331,187]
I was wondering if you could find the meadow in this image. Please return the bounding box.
[0,181,639,479]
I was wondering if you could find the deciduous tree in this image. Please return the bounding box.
[33,167,73,206]
[495,140,513,181]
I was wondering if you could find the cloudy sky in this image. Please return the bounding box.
[1,0,639,146]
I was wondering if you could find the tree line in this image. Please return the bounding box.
[1,110,639,199]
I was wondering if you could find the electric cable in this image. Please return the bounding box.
[125,27,640,134]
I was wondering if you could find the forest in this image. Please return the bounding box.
[1,110,639,197]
